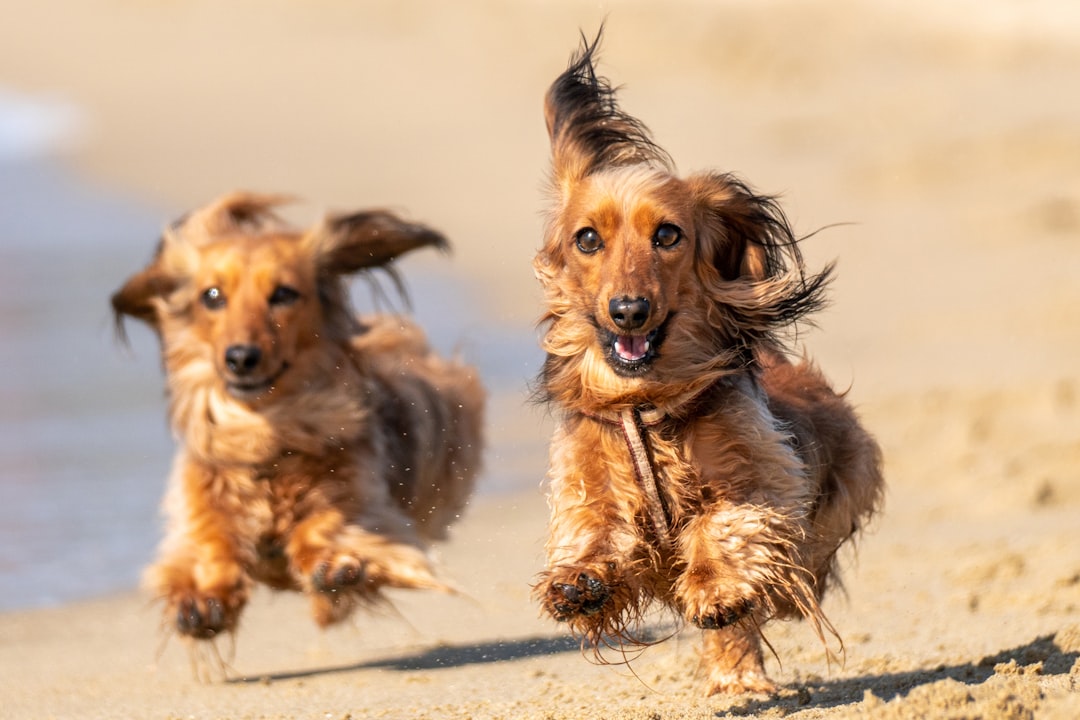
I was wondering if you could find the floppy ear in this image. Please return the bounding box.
[307,210,448,277]
[110,240,176,339]
[688,172,794,283]
[544,28,671,190]
[689,171,833,327]
[112,190,293,339]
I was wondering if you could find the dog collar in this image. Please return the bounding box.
[582,403,666,427]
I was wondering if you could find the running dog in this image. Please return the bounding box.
[532,34,883,695]
[113,192,484,643]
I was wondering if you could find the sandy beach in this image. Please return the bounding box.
[1,0,1079,717]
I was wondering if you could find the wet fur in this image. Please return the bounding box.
[113,192,484,643]
[533,33,883,695]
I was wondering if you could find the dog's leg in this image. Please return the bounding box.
[146,546,251,640]
[535,424,651,641]
[701,624,776,695]
[145,461,252,640]
[675,501,820,695]
[287,506,449,627]
[674,503,782,631]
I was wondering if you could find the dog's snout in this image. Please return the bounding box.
[609,296,650,330]
[224,344,262,376]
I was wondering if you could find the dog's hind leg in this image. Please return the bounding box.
[701,624,776,696]
[287,508,450,627]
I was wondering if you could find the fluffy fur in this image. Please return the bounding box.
[532,33,884,695]
[113,192,484,641]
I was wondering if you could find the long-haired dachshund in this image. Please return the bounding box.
[113,192,484,644]
[532,34,884,695]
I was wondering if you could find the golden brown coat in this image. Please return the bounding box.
[113,192,484,640]
[533,34,883,695]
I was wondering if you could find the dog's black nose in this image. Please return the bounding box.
[224,345,262,375]
[609,296,650,330]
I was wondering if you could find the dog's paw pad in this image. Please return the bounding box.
[547,572,611,620]
[312,558,366,593]
[692,600,753,629]
[175,595,228,639]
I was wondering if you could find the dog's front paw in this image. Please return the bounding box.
[705,666,777,696]
[306,555,371,628]
[170,590,245,640]
[690,599,754,629]
[676,564,758,630]
[311,555,367,594]
[304,545,448,627]
[701,624,775,696]
[548,573,611,620]
[538,564,619,622]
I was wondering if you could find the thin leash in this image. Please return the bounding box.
[617,406,674,552]
[582,384,717,552]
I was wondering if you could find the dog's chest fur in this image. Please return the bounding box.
[168,358,371,464]
[558,377,809,550]
[178,447,360,590]
[558,410,697,545]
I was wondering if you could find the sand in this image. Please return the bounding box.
[2,0,1079,717]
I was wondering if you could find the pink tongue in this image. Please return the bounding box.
[615,335,648,361]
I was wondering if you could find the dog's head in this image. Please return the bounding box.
[112,191,446,405]
[535,32,831,410]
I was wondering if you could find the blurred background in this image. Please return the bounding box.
[0,0,1077,612]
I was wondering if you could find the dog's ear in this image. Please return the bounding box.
[688,172,793,283]
[173,191,293,243]
[110,239,177,339]
[689,172,833,327]
[545,28,672,190]
[307,210,449,277]
[110,191,286,340]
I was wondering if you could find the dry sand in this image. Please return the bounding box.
[2,0,1079,717]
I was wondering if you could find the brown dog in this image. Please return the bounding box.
[532,34,884,695]
[113,192,484,642]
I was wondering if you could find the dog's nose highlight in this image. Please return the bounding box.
[224,345,262,375]
[609,296,650,330]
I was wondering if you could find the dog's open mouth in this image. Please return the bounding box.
[601,320,668,377]
[225,364,289,400]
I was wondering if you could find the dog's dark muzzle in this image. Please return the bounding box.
[225,344,262,376]
[222,344,287,399]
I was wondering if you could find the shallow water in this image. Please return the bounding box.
[0,149,540,612]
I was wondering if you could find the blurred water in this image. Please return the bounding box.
[0,157,172,611]
[0,94,541,612]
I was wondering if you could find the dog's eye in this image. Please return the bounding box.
[200,287,226,310]
[575,227,603,254]
[269,285,301,307]
[653,223,683,249]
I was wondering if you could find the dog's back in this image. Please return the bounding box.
[760,351,884,600]
[352,314,484,540]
